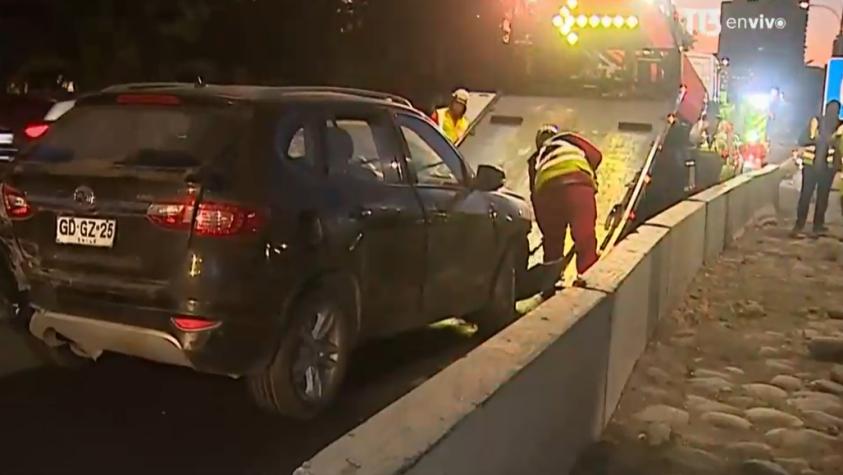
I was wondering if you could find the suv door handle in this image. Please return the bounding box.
[430,210,449,223]
[352,207,402,220]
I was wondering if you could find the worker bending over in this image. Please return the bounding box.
[432,89,470,144]
[529,125,603,285]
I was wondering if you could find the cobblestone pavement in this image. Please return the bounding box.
[573,220,843,475]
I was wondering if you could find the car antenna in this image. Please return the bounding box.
[195,76,206,88]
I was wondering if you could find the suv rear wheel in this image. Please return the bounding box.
[249,289,352,419]
[467,249,517,334]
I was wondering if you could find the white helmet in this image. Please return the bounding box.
[535,124,560,150]
[452,88,470,106]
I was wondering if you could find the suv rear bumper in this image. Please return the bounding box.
[25,278,280,376]
[29,309,194,369]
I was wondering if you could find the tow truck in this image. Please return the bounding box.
[462,0,707,289]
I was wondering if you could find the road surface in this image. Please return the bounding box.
[0,319,480,475]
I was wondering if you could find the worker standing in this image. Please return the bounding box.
[529,125,602,288]
[793,116,820,236]
[432,89,470,144]
[793,102,842,236]
[815,101,842,235]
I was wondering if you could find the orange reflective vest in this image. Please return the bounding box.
[433,108,468,144]
[534,140,595,193]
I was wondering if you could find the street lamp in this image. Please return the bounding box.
[801,1,843,32]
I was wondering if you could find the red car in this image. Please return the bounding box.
[0,93,72,146]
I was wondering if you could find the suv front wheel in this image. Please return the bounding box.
[248,289,352,419]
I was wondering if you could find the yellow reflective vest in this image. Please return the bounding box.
[435,108,468,144]
[801,131,840,167]
[534,140,595,193]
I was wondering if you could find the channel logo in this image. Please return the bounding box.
[723,15,787,31]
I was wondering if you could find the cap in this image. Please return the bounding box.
[452,89,470,106]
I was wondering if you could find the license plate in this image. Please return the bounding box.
[56,217,116,248]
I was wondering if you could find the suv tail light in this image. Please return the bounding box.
[146,198,264,237]
[2,184,33,219]
[23,122,49,140]
[193,202,265,237]
[171,316,220,332]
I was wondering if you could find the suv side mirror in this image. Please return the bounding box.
[474,164,505,191]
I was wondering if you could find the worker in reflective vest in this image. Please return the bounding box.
[794,111,841,236]
[529,126,602,284]
[431,89,470,144]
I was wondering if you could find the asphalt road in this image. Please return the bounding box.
[0,94,672,475]
[0,319,480,475]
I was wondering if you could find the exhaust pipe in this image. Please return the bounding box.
[36,327,101,360]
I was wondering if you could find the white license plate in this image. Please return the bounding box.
[56,217,117,248]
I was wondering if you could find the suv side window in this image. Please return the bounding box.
[396,114,465,186]
[324,113,403,184]
[274,112,319,170]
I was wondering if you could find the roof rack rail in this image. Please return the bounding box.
[101,82,191,93]
[282,87,413,107]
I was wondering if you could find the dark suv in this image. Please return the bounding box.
[1,84,531,418]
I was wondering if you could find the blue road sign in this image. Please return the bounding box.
[823,57,843,119]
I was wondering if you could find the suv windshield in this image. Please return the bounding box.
[20,105,240,168]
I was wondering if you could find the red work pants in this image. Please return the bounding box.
[533,181,598,275]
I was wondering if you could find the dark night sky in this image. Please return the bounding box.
[0,0,511,106]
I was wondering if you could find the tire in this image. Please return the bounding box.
[468,249,517,334]
[0,277,16,323]
[248,289,352,419]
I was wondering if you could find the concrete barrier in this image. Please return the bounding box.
[297,288,611,475]
[643,201,706,315]
[585,225,668,421]
[724,174,754,243]
[689,183,729,265]
[296,165,789,475]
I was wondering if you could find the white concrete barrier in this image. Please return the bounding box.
[297,162,791,475]
[585,225,668,421]
[689,183,729,265]
[297,288,611,475]
[644,201,706,314]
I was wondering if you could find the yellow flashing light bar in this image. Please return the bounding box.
[552,0,639,44]
[576,14,588,27]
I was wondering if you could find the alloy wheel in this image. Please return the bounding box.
[291,306,342,403]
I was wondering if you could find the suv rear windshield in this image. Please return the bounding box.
[20,105,242,168]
